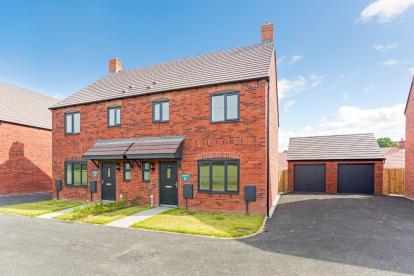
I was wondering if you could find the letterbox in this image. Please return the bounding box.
[183,184,193,199]
[89,181,97,193]
[55,180,62,191]
[245,185,256,202]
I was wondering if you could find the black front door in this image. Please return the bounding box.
[102,163,116,200]
[159,162,178,206]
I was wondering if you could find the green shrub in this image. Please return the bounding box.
[70,198,140,220]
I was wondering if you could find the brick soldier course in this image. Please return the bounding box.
[50,23,279,215]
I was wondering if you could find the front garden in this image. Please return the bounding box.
[0,200,82,217]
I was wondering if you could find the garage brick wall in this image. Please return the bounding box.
[405,79,414,199]
[0,122,52,195]
[288,160,384,194]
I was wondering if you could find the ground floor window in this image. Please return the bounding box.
[142,161,151,182]
[198,159,239,193]
[65,161,87,186]
[124,162,131,181]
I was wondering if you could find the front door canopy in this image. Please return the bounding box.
[83,136,184,160]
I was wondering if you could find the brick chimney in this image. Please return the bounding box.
[261,22,274,43]
[109,57,122,74]
[399,139,405,149]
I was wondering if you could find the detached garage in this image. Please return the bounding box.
[287,133,385,194]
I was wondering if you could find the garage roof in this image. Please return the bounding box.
[287,133,385,161]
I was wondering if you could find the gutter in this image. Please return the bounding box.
[266,78,270,218]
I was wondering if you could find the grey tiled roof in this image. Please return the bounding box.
[52,43,275,108]
[0,82,58,129]
[287,133,385,161]
[83,136,184,160]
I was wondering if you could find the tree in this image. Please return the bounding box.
[377,137,397,148]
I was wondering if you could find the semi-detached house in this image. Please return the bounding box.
[50,23,279,215]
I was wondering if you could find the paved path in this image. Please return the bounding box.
[0,192,51,206]
[37,205,84,219]
[107,206,174,228]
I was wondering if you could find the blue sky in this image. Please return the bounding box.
[0,0,413,150]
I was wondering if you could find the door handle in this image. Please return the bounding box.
[165,185,172,188]
[106,183,111,186]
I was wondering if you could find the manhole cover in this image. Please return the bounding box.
[111,249,157,263]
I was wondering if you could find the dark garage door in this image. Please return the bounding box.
[338,164,374,194]
[294,164,326,192]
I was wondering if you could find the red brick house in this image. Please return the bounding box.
[0,82,58,195]
[50,23,279,215]
[405,77,414,199]
[287,133,384,194]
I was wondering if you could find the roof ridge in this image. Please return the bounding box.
[0,81,59,102]
[290,133,374,139]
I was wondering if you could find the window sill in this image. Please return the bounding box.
[210,119,240,124]
[64,132,80,136]
[65,184,88,188]
[153,120,169,124]
[198,190,239,195]
[108,125,121,128]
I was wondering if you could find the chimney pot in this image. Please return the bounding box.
[109,57,122,74]
[261,22,274,43]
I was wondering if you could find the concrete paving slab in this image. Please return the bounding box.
[37,205,85,219]
[107,206,174,228]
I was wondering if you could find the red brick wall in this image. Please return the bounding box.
[52,79,275,215]
[288,160,384,194]
[406,80,414,199]
[0,122,52,194]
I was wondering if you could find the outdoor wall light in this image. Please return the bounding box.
[150,162,155,171]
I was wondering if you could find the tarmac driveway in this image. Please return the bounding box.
[0,193,413,275]
[0,192,51,206]
[244,193,414,275]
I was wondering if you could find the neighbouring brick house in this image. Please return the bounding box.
[0,82,58,195]
[50,23,279,215]
[405,77,414,199]
[287,133,385,194]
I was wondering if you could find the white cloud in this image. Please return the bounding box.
[373,42,399,51]
[381,59,400,66]
[309,74,325,87]
[278,74,325,99]
[277,55,303,65]
[289,55,303,64]
[276,56,286,65]
[284,100,296,112]
[279,103,405,151]
[359,0,414,23]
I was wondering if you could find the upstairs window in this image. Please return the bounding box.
[153,99,169,122]
[211,91,239,123]
[108,106,121,127]
[65,112,80,134]
[65,161,87,186]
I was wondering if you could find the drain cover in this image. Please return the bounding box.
[112,249,157,263]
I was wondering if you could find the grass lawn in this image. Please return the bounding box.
[131,209,264,238]
[56,205,151,224]
[0,200,82,217]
